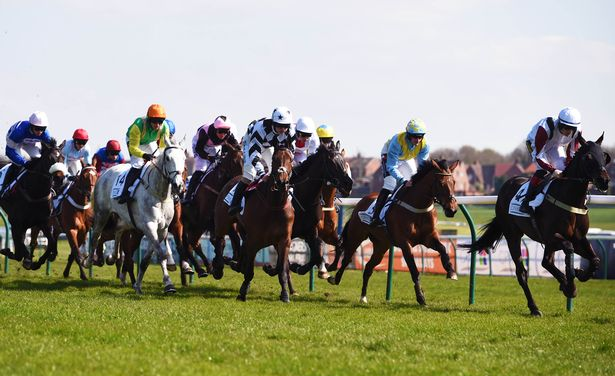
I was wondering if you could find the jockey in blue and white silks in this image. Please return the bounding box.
[228,106,295,215]
[2,111,54,196]
[370,118,430,225]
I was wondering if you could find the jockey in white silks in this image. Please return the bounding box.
[293,116,319,166]
[519,106,583,214]
[228,106,295,215]
[62,128,92,176]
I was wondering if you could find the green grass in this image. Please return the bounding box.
[1,241,614,376]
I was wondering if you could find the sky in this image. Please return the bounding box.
[1,0,614,157]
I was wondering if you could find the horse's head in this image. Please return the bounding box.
[293,142,353,197]
[219,141,244,180]
[75,166,97,200]
[28,138,61,175]
[158,139,187,196]
[271,146,294,190]
[565,134,611,192]
[428,159,459,217]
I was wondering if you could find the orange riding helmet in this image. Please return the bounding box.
[147,104,166,119]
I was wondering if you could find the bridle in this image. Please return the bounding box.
[66,166,96,210]
[148,146,184,186]
[433,171,456,207]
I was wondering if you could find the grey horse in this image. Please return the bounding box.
[84,139,185,294]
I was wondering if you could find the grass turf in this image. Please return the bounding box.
[0,241,614,376]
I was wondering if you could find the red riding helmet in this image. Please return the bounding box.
[106,140,121,152]
[73,128,89,140]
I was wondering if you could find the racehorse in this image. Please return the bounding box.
[0,139,60,269]
[212,143,295,302]
[181,142,243,280]
[30,166,97,278]
[466,134,611,316]
[84,140,186,294]
[287,143,353,276]
[327,159,460,305]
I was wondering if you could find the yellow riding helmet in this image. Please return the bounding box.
[405,118,427,135]
[147,103,167,119]
[316,124,335,138]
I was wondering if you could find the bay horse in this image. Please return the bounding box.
[181,142,243,280]
[212,144,295,302]
[467,134,611,316]
[29,165,97,277]
[327,159,460,305]
[84,140,186,294]
[0,139,60,269]
[287,143,353,276]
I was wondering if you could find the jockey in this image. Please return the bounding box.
[49,162,70,195]
[62,128,92,176]
[116,103,171,204]
[228,106,294,215]
[92,140,126,176]
[316,124,335,148]
[183,116,239,204]
[293,116,319,166]
[519,107,583,214]
[2,111,54,196]
[370,118,430,226]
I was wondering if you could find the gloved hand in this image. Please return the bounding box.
[67,175,77,182]
[551,170,562,179]
[142,153,154,162]
[23,160,35,170]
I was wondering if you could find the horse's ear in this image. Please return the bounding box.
[340,148,346,158]
[605,152,612,165]
[58,139,65,150]
[596,132,604,145]
[335,140,341,151]
[578,134,587,147]
[449,160,461,172]
[430,159,441,170]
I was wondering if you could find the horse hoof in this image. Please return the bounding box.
[167,264,177,272]
[289,263,300,273]
[318,270,330,279]
[49,252,57,262]
[63,271,70,278]
[182,267,195,275]
[230,261,241,273]
[280,295,290,303]
[0,248,11,257]
[22,259,33,270]
[531,309,543,317]
[80,274,88,281]
[447,271,458,280]
[327,276,337,285]
[291,291,300,297]
[105,256,115,266]
[359,296,368,304]
[133,285,143,295]
[223,256,233,265]
[212,269,224,280]
[164,284,177,294]
[325,262,338,272]
[236,294,246,302]
[197,270,209,278]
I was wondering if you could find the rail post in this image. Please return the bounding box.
[459,204,478,305]
[1,210,10,274]
[386,246,395,301]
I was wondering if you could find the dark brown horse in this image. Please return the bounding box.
[0,139,60,269]
[467,135,611,316]
[212,145,295,302]
[181,142,243,280]
[287,143,353,276]
[327,159,460,305]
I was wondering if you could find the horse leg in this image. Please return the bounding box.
[506,234,542,316]
[64,229,86,280]
[83,211,109,268]
[318,240,330,279]
[328,227,364,286]
[573,237,600,282]
[30,225,57,270]
[541,244,572,298]
[287,260,297,296]
[561,239,577,298]
[291,236,323,275]
[277,238,292,303]
[399,243,426,306]
[63,252,74,278]
[211,236,227,280]
[359,241,388,304]
[425,236,457,280]
[237,246,256,302]
[228,227,242,264]
[191,241,210,278]
[157,234,177,294]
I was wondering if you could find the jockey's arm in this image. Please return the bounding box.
[5,144,26,166]
[194,128,210,159]
[385,137,405,183]
[127,122,145,158]
[533,127,555,172]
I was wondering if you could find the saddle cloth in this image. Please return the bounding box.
[357,183,405,226]
[51,182,73,215]
[110,164,148,200]
[508,180,553,218]
[0,164,26,198]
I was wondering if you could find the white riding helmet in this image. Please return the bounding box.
[272,106,293,125]
[558,107,581,127]
[296,116,316,135]
[29,111,49,128]
[49,162,68,175]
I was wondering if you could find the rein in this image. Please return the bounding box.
[394,171,453,214]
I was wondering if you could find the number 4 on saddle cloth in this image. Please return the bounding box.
[507,180,586,218]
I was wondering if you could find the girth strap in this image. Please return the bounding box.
[393,200,435,214]
[545,194,588,215]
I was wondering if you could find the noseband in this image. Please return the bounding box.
[433,171,456,206]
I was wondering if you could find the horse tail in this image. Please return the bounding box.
[466,217,503,254]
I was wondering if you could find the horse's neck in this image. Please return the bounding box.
[263,179,290,208]
[400,175,435,208]
[321,184,336,207]
[145,161,171,200]
[549,178,589,207]
[294,177,323,205]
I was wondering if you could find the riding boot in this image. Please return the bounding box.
[182,170,204,205]
[519,179,542,214]
[228,181,248,216]
[371,188,391,226]
[117,167,142,204]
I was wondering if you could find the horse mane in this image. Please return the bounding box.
[410,159,448,184]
